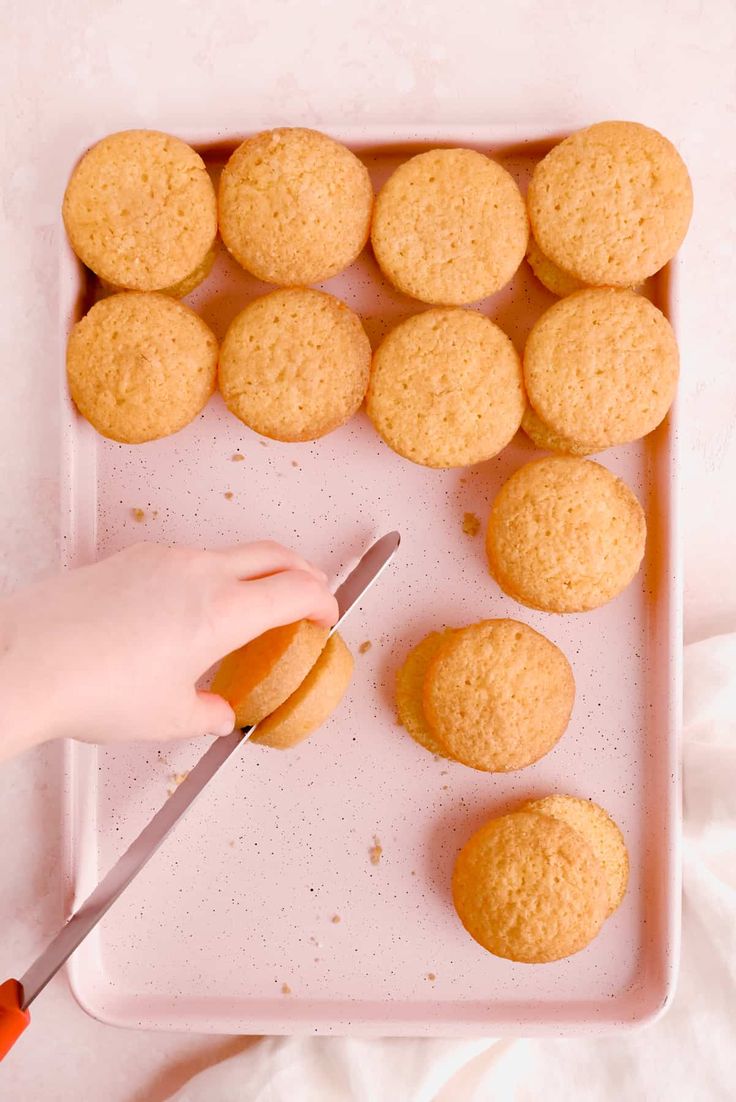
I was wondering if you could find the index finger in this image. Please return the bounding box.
[213,569,339,656]
[214,541,328,583]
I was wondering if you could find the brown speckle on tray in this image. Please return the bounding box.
[224,491,234,500]
[259,440,269,447]
[462,511,481,537]
[427,972,437,982]
[291,460,300,468]
[231,452,245,462]
[331,914,341,924]
[369,836,383,865]
[358,640,372,654]
[131,507,145,522]
[281,983,292,995]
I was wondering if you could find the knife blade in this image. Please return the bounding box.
[15,530,400,1012]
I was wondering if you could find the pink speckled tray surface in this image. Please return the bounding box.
[60,125,681,1036]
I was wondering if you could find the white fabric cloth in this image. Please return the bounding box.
[171,634,736,1102]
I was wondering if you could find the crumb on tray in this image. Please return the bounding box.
[291,460,300,468]
[231,453,245,462]
[224,491,234,500]
[427,972,436,982]
[331,914,341,924]
[369,836,383,866]
[281,983,292,995]
[259,440,269,448]
[167,771,189,795]
[358,640,372,654]
[131,508,146,522]
[462,511,481,537]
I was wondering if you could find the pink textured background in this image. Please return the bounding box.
[1,1,735,1097]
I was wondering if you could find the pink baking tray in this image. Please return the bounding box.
[59,125,682,1037]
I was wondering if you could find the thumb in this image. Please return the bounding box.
[191,690,237,737]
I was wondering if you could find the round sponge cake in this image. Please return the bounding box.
[423,620,574,772]
[452,811,609,963]
[252,633,354,749]
[486,457,647,613]
[218,128,373,285]
[367,308,524,468]
[523,289,679,450]
[218,289,371,443]
[63,130,217,292]
[521,406,598,457]
[526,236,589,298]
[371,148,528,305]
[527,121,692,287]
[212,620,329,727]
[66,292,217,443]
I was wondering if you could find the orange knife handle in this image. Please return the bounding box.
[0,980,30,1060]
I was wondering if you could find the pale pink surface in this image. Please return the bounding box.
[53,128,680,1037]
[1,1,735,1096]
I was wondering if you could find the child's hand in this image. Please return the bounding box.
[0,542,338,760]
